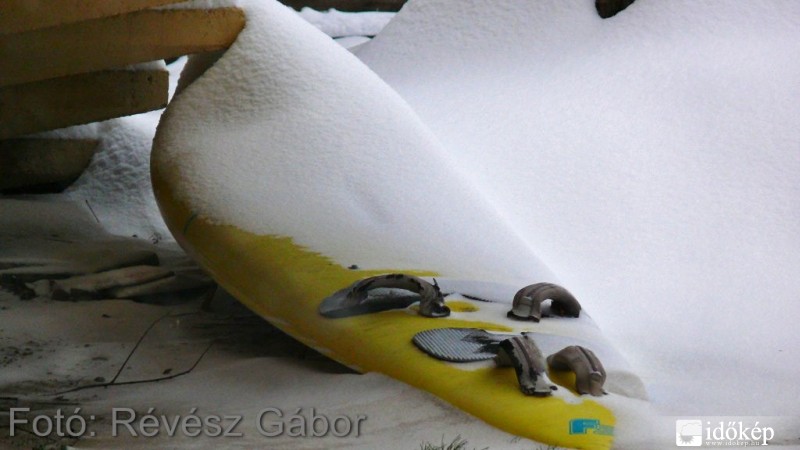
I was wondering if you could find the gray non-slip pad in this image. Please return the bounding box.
[412,327,512,362]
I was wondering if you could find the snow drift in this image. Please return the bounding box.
[357,0,800,417]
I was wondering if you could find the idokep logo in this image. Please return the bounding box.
[675,418,775,447]
[676,420,703,446]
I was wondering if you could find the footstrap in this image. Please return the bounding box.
[319,274,450,318]
[348,274,450,318]
[507,282,581,321]
[495,335,556,397]
[547,345,607,396]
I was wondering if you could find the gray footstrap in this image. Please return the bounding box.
[547,345,607,396]
[319,274,450,318]
[508,282,581,322]
[495,335,556,397]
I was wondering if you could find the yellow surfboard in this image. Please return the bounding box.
[152,167,649,449]
[150,2,650,448]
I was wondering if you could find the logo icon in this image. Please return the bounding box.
[676,420,703,446]
[569,418,613,436]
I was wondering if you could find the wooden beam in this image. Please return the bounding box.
[0,0,188,35]
[0,7,246,87]
[0,139,99,192]
[280,0,407,12]
[596,0,636,18]
[0,68,168,140]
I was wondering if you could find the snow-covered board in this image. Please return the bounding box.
[151,172,650,450]
[150,1,650,448]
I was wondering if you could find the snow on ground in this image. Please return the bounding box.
[2,1,800,449]
[358,0,800,422]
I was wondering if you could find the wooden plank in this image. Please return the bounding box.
[280,0,407,12]
[596,0,636,18]
[0,0,187,35]
[0,68,168,140]
[0,139,99,193]
[0,7,245,87]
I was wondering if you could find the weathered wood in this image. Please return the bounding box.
[0,0,187,35]
[108,270,215,299]
[596,0,636,18]
[0,139,99,192]
[0,68,168,139]
[0,7,246,87]
[0,249,160,279]
[280,0,407,12]
[27,265,174,300]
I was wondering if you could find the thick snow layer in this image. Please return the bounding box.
[154,0,554,285]
[61,114,170,242]
[153,3,666,446]
[357,0,800,417]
